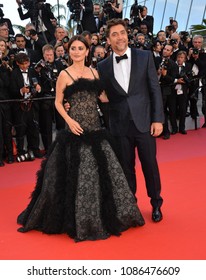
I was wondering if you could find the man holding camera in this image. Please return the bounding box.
[16,0,55,42]
[10,53,42,161]
[131,5,154,35]
[67,0,97,34]
[188,35,206,126]
[37,44,65,153]
[156,44,178,139]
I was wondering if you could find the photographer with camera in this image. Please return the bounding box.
[170,51,193,134]
[54,43,69,68]
[37,44,65,153]
[10,52,43,162]
[102,0,123,21]
[156,43,178,139]
[187,35,206,126]
[179,31,192,52]
[130,4,154,35]
[16,0,55,43]
[67,0,97,34]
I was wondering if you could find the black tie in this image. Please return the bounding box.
[115,54,128,63]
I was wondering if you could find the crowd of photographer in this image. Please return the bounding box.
[0,0,206,167]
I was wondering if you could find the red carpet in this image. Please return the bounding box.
[1,128,206,260]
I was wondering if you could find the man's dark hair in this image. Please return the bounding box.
[15,52,30,64]
[15,33,26,41]
[105,18,127,38]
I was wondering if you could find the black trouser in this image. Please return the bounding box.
[0,104,13,159]
[169,90,187,131]
[13,106,40,155]
[115,121,163,208]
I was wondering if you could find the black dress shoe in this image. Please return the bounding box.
[7,154,14,164]
[171,130,177,135]
[179,130,187,135]
[33,150,44,158]
[152,207,163,222]
[163,133,170,140]
[0,160,5,167]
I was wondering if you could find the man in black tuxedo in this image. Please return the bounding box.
[97,19,164,222]
[10,53,42,160]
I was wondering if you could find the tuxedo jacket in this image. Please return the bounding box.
[10,67,40,112]
[174,62,192,94]
[97,48,164,136]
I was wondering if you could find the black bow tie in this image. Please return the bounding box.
[115,54,128,63]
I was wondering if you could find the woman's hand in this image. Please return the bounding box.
[99,91,109,103]
[68,118,84,136]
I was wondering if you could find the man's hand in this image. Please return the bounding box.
[150,122,163,137]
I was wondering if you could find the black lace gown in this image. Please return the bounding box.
[17,78,145,242]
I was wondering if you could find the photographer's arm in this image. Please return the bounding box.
[109,0,123,13]
[16,0,30,20]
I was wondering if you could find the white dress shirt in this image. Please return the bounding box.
[113,47,131,93]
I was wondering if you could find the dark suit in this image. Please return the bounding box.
[98,48,164,207]
[10,67,40,155]
[81,0,97,34]
[17,4,55,42]
[170,62,192,132]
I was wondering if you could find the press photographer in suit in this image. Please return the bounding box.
[16,0,55,42]
[130,4,154,35]
[67,0,97,34]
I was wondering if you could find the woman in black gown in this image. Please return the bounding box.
[17,35,145,242]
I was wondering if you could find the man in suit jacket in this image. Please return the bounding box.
[10,53,42,160]
[98,18,164,222]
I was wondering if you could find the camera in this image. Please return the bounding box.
[159,58,169,70]
[18,0,46,9]
[179,70,193,84]
[67,0,83,21]
[130,0,144,17]
[179,31,190,42]
[170,38,178,46]
[192,48,199,55]
[56,54,69,67]
[102,0,115,15]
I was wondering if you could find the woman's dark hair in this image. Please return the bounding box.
[67,35,90,51]
[67,35,90,65]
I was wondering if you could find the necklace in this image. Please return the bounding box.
[72,65,86,78]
